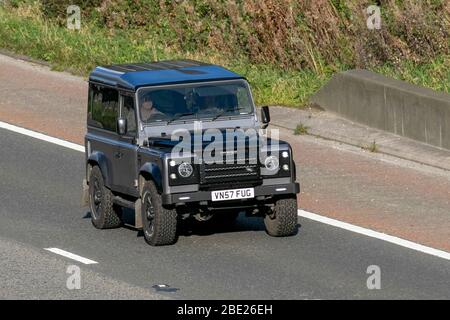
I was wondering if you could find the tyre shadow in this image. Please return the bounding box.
[178,214,266,237]
[83,209,301,238]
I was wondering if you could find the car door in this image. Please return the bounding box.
[112,93,139,196]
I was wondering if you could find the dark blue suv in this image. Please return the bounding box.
[82,60,300,246]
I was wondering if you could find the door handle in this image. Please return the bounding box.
[114,151,123,159]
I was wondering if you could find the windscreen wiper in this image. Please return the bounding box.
[166,112,196,124]
[211,107,247,121]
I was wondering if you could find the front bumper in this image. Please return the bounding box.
[161,182,300,205]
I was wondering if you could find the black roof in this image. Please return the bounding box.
[104,59,209,73]
[89,59,244,90]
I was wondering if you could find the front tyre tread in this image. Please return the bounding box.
[141,180,178,246]
[264,196,298,237]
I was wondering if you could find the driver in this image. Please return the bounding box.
[140,93,164,121]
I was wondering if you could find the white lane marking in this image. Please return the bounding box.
[44,248,98,265]
[0,121,85,152]
[1,121,449,261]
[299,210,450,261]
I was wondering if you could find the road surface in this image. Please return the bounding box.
[0,53,449,299]
[0,128,449,299]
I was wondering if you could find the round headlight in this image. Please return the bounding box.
[178,162,193,178]
[264,156,279,171]
[282,151,289,158]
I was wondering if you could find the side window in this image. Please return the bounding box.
[121,95,137,136]
[89,85,119,132]
[90,84,103,128]
[87,85,93,121]
[101,88,119,132]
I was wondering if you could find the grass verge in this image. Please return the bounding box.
[0,3,448,107]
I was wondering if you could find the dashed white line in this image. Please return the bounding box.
[0,121,85,152]
[1,121,449,261]
[298,210,450,261]
[44,248,98,265]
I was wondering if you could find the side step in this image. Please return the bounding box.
[82,180,142,229]
[113,195,142,229]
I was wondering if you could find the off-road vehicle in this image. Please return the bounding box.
[82,60,300,246]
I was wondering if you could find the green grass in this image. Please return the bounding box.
[0,3,447,107]
[0,5,330,107]
[361,140,379,153]
[294,123,310,135]
[373,56,450,94]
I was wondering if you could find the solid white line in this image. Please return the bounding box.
[44,248,98,265]
[0,121,85,153]
[298,209,450,261]
[2,121,449,261]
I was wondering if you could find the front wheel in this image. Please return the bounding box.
[141,180,178,246]
[264,196,298,237]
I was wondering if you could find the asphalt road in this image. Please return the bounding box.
[2,53,449,252]
[1,128,449,299]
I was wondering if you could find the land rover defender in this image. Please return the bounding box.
[82,60,300,246]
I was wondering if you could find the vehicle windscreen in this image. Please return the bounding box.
[137,80,254,124]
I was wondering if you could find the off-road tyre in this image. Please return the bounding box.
[88,165,122,229]
[264,196,298,237]
[141,180,178,246]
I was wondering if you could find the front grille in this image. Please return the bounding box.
[200,161,261,189]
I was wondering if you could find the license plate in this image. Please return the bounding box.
[211,188,255,202]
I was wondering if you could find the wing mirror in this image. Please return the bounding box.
[261,106,271,129]
[117,117,127,135]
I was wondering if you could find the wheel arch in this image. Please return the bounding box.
[87,151,111,188]
[138,162,163,195]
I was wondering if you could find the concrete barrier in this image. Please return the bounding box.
[310,69,450,150]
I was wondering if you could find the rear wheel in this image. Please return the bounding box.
[88,166,122,229]
[141,180,178,246]
[264,196,298,237]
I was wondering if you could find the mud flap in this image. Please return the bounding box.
[135,198,143,229]
[81,179,89,207]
